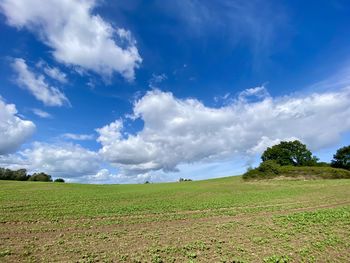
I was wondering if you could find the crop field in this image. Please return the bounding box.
[0,177,350,262]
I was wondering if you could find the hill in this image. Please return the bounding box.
[0,177,350,262]
[243,163,350,180]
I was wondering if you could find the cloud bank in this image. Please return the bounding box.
[1,87,349,183]
[0,0,142,80]
[0,142,101,179]
[97,87,350,175]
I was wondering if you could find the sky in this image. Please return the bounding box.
[0,0,349,184]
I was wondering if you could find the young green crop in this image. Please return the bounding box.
[0,177,349,262]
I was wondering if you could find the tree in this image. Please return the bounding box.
[29,172,52,182]
[261,140,318,166]
[331,145,350,170]
[54,178,65,183]
[0,168,29,181]
[13,169,29,181]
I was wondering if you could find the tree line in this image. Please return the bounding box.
[0,168,64,182]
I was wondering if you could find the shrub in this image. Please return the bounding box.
[243,165,350,180]
[243,161,280,180]
[258,160,281,174]
[314,162,331,167]
[54,178,65,183]
[242,168,261,180]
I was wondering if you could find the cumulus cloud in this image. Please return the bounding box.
[12,58,70,107]
[4,142,101,178]
[0,97,35,155]
[97,87,350,175]
[0,0,142,80]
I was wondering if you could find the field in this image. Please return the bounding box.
[0,177,350,262]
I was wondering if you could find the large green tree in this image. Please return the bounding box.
[331,145,350,170]
[261,140,317,166]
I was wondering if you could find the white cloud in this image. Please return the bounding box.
[5,142,101,178]
[31,108,52,118]
[0,97,35,155]
[96,120,123,145]
[247,136,297,155]
[83,168,163,184]
[81,168,120,184]
[0,153,29,171]
[97,87,350,175]
[62,133,94,141]
[0,0,142,80]
[37,61,67,83]
[238,86,270,102]
[12,58,70,107]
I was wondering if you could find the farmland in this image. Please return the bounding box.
[0,177,349,262]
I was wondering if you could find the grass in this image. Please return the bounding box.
[0,176,349,262]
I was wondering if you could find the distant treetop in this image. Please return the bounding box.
[54,178,65,183]
[331,145,350,170]
[0,168,55,182]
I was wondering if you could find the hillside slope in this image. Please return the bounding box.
[243,164,350,180]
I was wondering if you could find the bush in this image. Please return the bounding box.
[54,178,65,183]
[314,162,331,167]
[243,161,280,180]
[258,160,281,174]
[243,165,350,180]
[242,168,261,180]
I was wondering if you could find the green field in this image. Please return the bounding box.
[0,177,350,262]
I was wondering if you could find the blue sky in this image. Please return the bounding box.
[0,0,349,183]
